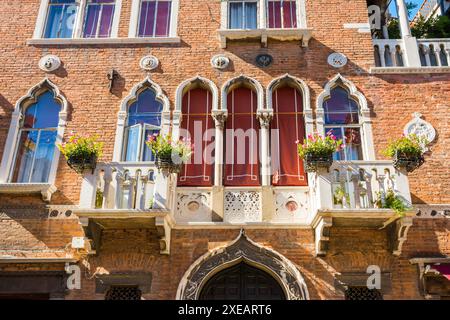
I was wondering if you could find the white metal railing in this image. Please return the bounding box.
[373,39,406,67]
[417,39,450,67]
[313,161,411,211]
[79,162,172,210]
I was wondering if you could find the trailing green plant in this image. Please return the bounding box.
[57,133,103,160]
[297,132,344,159]
[146,133,192,163]
[374,189,410,217]
[333,186,349,206]
[382,134,426,158]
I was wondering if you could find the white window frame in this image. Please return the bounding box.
[33,0,122,39]
[122,123,161,162]
[113,77,171,163]
[316,74,375,161]
[220,0,307,30]
[0,79,68,201]
[128,0,179,38]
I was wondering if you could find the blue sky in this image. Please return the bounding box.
[388,0,425,19]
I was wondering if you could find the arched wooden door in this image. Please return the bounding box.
[199,263,286,300]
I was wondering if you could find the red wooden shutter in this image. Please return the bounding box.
[178,88,214,186]
[271,86,307,186]
[224,87,260,186]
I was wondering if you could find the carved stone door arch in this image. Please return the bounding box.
[176,230,309,300]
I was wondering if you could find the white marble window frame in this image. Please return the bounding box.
[0,79,68,186]
[33,0,122,39]
[128,0,179,38]
[220,0,307,30]
[316,74,376,161]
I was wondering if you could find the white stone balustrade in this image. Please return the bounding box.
[373,39,406,67]
[417,39,450,67]
[373,38,450,70]
[79,162,173,210]
[312,161,411,211]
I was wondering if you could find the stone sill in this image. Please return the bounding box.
[218,28,313,48]
[0,183,56,202]
[0,257,77,264]
[370,66,450,74]
[73,208,170,219]
[27,37,181,46]
[172,222,312,229]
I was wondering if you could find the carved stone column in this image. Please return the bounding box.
[211,110,228,187]
[257,110,273,187]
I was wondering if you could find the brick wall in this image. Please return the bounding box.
[0,0,448,299]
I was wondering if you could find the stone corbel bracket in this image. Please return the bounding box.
[155,215,174,255]
[313,216,333,256]
[388,216,413,256]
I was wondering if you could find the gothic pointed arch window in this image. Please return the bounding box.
[323,86,362,161]
[123,87,163,162]
[268,76,309,186]
[176,79,216,187]
[222,77,263,187]
[11,91,61,183]
[0,79,68,187]
[317,75,375,161]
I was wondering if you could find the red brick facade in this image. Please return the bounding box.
[0,0,449,300]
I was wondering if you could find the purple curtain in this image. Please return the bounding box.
[138,1,172,37]
[83,0,115,38]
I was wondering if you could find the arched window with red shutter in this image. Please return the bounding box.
[224,81,261,187]
[178,86,214,186]
[271,84,307,186]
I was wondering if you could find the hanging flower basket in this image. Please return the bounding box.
[58,133,103,175]
[67,153,98,174]
[146,133,192,175]
[297,132,343,173]
[393,150,425,173]
[383,134,427,173]
[155,155,182,174]
[304,153,333,173]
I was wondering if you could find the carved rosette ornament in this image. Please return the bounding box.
[176,230,310,300]
[212,110,228,129]
[403,112,436,151]
[140,55,159,71]
[210,54,230,70]
[39,54,61,72]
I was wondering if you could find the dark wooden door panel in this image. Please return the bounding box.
[199,263,285,300]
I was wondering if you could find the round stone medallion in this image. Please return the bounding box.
[327,52,348,68]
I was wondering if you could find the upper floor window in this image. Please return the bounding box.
[229,0,257,29]
[44,0,79,38]
[11,91,61,183]
[39,0,118,39]
[123,88,163,162]
[138,0,172,37]
[323,86,363,161]
[83,0,116,38]
[267,0,297,28]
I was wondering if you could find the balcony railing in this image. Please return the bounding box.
[417,39,450,67]
[312,161,412,212]
[78,162,173,211]
[373,38,450,70]
[373,39,406,67]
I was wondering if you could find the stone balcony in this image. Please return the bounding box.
[76,160,414,257]
[372,37,450,73]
